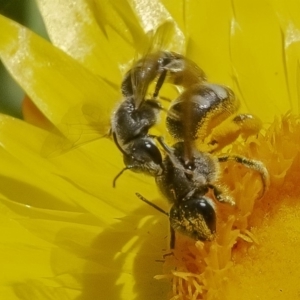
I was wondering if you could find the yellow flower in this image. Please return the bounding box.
[0,1,299,300]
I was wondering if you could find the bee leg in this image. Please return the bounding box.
[153,69,167,98]
[218,155,270,199]
[102,128,112,139]
[206,114,262,153]
[232,114,262,139]
[112,132,127,155]
[208,184,235,206]
[156,136,172,151]
[156,136,188,174]
[145,99,168,114]
[159,96,172,102]
[135,193,175,249]
[170,225,176,249]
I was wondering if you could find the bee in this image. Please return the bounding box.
[111,50,206,186]
[138,78,269,249]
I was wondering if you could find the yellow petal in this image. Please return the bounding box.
[36,0,134,83]
[0,202,54,280]
[0,15,118,129]
[0,113,171,298]
[229,0,289,119]
[1,0,300,299]
[177,0,300,122]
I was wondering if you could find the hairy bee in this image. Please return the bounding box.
[111,50,206,186]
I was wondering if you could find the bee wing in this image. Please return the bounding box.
[126,21,182,108]
[146,20,178,53]
[41,102,110,157]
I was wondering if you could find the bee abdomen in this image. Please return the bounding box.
[166,83,239,140]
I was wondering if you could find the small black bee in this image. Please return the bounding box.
[111,50,206,186]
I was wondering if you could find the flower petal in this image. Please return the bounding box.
[229,0,290,120]
[36,0,134,83]
[0,15,118,129]
[0,112,171,298]
[180,0,300,121]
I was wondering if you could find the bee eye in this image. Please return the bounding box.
[141,140,163,165]
[169,197,216,241]
[123,138,162,175]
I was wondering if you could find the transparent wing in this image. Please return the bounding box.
[41,102,111,157]
[125,21,182,108]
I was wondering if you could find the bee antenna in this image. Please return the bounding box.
[113,167,129,188]
[136,193,169,216]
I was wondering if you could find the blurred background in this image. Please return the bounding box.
[0,0,48,118]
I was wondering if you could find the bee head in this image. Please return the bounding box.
[123,137,163,176]
[169,196,216,241]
